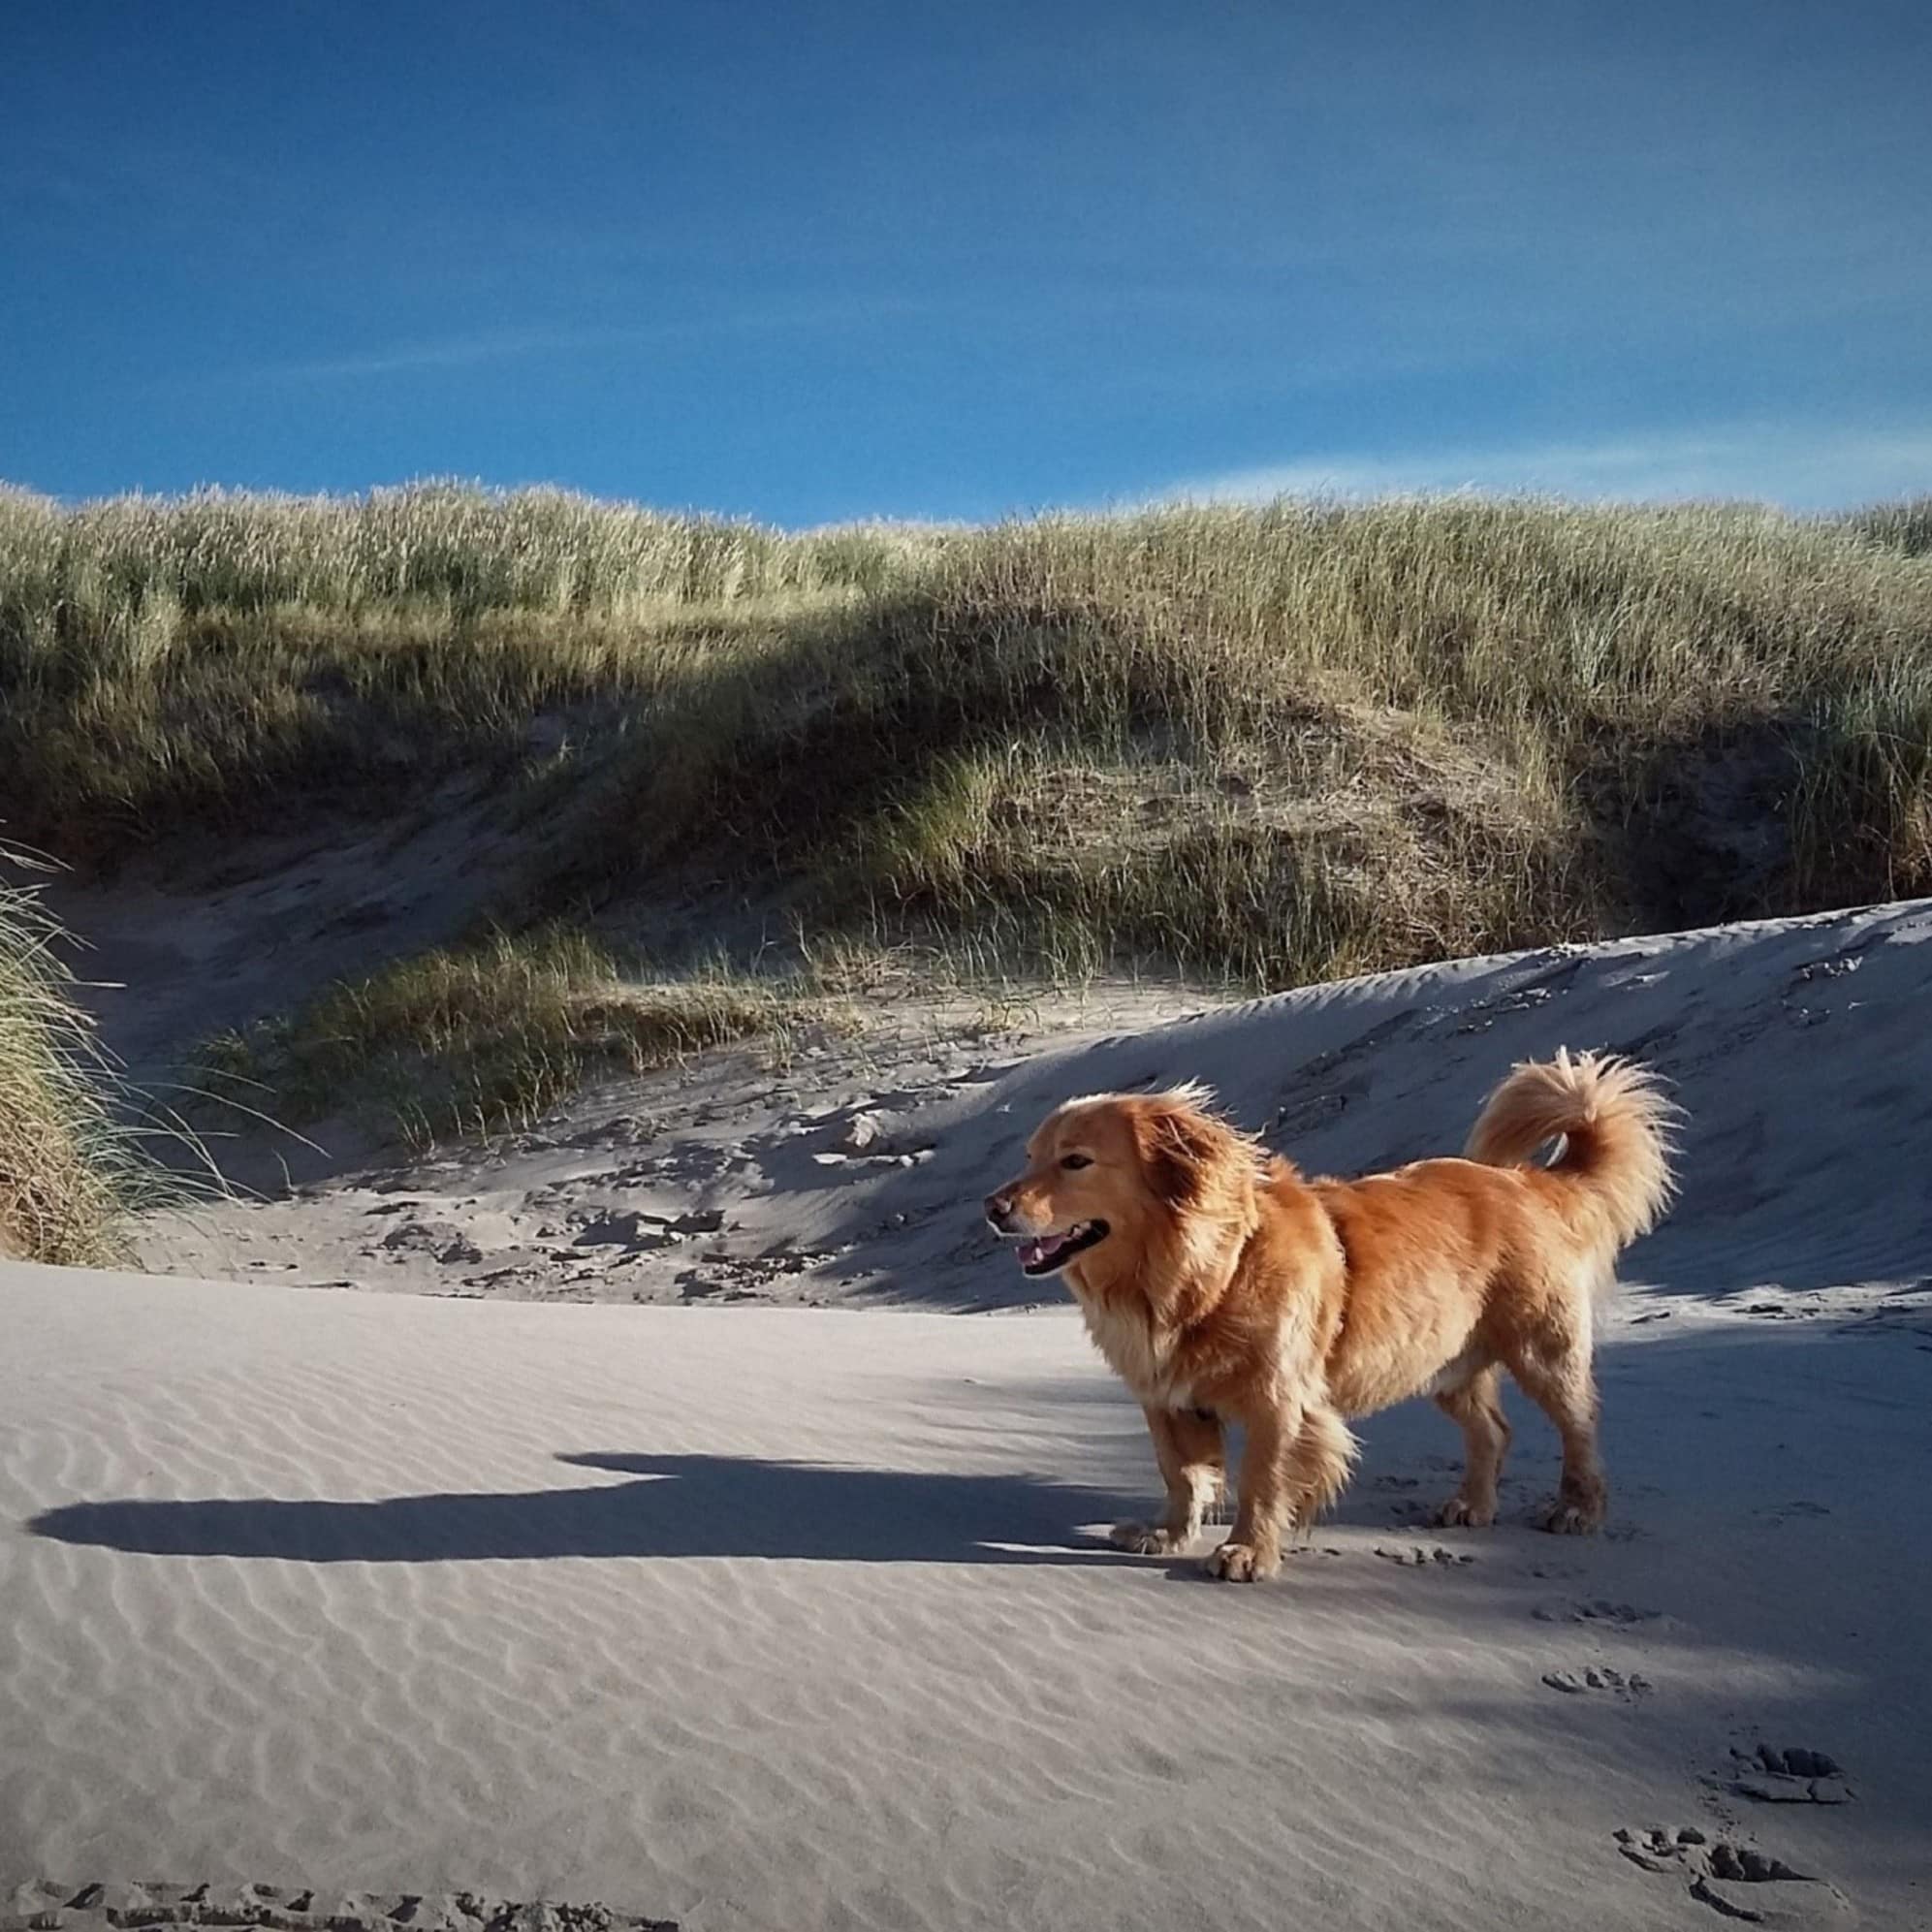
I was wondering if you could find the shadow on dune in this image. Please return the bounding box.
[26,1451,1146,1567]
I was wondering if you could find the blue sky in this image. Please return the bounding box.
[4,1,1928,524]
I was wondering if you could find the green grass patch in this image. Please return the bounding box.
[193,928,806,1150]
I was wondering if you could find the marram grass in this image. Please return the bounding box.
[0,858,155,1263]
[6,483,1930,998]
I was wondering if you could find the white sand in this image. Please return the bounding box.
[7,902,1932,1927]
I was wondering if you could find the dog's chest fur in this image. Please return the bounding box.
[1074,1288,1190,1407]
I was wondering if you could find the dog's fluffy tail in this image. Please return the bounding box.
[1465,1049,1680,1251]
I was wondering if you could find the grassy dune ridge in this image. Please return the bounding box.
[6,482,1928,971]
[3,481,1930,1194]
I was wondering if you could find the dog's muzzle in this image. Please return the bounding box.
[984,1191,1110,1276]
[1011,1220,1109,1275]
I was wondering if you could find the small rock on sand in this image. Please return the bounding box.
[837,1113,887,1155]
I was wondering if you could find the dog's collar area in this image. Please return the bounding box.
[1016,1219,1111,1276]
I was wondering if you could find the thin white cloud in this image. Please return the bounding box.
[259,326,659,382]
[177,294,938,392]
[1154,423,1932,513]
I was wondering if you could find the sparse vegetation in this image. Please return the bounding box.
[4,482,1930,1000]
[0,857,149,1262]
[192,927,804,1149]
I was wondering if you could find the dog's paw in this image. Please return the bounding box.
[1109,1520,1186,1555]
[1540,1499,1606,1536]
[1434,1496,1497,1529]
[1204,1540,1280,1582]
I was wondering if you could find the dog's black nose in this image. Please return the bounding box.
[985,1190,1014,1229]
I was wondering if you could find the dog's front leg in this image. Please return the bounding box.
[1110,1405,1224,1556]
[1205,1401,1299,1581]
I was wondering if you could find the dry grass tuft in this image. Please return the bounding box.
[0,856,153,1263]
[1846,494,1932,557]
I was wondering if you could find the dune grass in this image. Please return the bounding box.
[192,927,804,1150]
[554,495,1932,981]
[1845,494,1932,558]
[0,482,944,861]
[5,483,1930,997]
[0,857,152,1262]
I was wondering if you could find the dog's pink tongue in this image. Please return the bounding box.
[1017,1236,1052,1270]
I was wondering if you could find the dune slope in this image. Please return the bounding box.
[143,900,1932,1314]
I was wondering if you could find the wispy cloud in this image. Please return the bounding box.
[253,325,663,383]
[1152,423,1932,512]
[175,294,938,391]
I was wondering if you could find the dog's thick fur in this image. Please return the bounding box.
[985,1052,1680,1580]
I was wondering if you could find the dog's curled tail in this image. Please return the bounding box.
[1465,1049,1681,1251]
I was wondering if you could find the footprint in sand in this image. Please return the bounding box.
[1373,1543,1476,1568]
[0,1884,677,1932]
[1726,1743,1853,1806]
[1541,1664,1653,1699]
[1533,1596,1661,1626]
[374,1219,484,1265]
[1614,1829,1850,1923]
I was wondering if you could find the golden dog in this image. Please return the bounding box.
[985,1052,1678,1580]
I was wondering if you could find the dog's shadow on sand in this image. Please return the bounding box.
[27,1452,1151,1568]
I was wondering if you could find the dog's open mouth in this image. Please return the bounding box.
[1015,1220,1110,1276]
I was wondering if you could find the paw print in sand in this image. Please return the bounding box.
[1728,1743,1852,1806]
[1615,1828,1850,1923]
[1541,1664,1652,1699]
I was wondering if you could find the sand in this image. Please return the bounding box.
[6,900,1932,1927]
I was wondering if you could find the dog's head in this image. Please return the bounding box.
[984,1084,1263,1284]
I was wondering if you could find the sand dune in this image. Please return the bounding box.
[7,902,1932,1928]
[144,899,1932,1313]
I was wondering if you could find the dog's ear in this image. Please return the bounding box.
[1131,1096,1229,1209]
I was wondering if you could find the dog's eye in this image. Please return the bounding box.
[1061,1153,1093,1170]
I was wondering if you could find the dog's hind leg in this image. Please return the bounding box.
[1110,1405,1225,1556]
[1433,1363,1510,1528]
[1505,1330,1607,1534]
